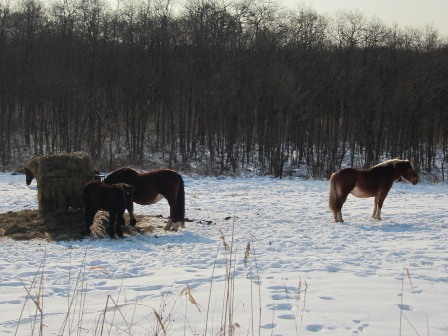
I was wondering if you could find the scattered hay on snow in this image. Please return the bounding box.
[0,210,156,241]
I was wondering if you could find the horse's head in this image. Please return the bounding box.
[122,184,134,208]
[113,182,134,219]
[25,168,34,185]
[400,160,419,185]
[24,154,43,185]
[114,183,133,202]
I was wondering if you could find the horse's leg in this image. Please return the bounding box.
[335,211,343,222]
[164,218,174,231]
[372,197,379,219]
[116,213,125,238]
[166,198,184,230]
[127,207,137,227]
[166,217,183,231]
[166,217,182,231]
[373,194,387,220]
[333,193,347,223]
[171,220,181,231]
[108,211,117,239]
[164,219,181,231]
[164,199,176,231]
[83,209,96,236]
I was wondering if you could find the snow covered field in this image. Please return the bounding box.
[0,172,447,335]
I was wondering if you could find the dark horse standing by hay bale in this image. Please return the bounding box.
[103,168,185,231]
[83,181,134,239]
[329,159,419,222]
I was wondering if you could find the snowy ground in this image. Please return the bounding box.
[0,172,447,335]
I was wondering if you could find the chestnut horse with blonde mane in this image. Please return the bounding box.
[329,159,418,222]
[103,168,185,231]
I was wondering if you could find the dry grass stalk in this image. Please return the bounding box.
[205,243,221,335]
[293,277,308,336]
[219,228,230,251]
[58,248,89,335]
[96,294,132,335]
[218,217,239,335]
[244,242,251,267]
[152,308,167,336]
[16,250,47,336]
[181,284,201,312]
[399,267,421,336]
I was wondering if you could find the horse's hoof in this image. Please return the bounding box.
[109,235,116,239]
[130,219,137,227]
[117,233,124,239]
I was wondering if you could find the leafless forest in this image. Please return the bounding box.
[0,0,447,177]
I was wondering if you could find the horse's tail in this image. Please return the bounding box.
[170,173,185,227]
[174,173,185,225]
[328,172,338,212]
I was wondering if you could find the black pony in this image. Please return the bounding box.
[82,181,134,239]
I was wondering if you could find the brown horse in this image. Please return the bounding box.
[82,181,134,239]
[329,159,419,222]
[103,168,185,231]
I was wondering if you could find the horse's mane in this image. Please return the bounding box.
[373,159,407,169]
[109,167,139,177]
[104,167,140,184]
[25,154,43,171]
[25,154,43,165]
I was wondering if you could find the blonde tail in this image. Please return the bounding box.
[328,173,338,213]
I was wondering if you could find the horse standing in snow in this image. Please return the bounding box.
[103,167,185,231]
[83,181,134,239]
[329,159,419,222]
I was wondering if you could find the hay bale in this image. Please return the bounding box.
[37,152,95,214]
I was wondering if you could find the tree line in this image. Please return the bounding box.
[1,0,447,177]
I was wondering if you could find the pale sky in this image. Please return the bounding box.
[282,0,448,37]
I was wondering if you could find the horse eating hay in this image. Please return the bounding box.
[83,181,134,239]
[103,168,185,231]
[329,159,419,222]
[24,154,43,186]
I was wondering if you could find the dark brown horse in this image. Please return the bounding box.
[103,168,185,231]
[329,159,419,222]
[82,181,134,239]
